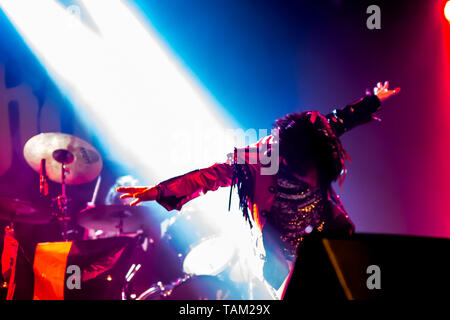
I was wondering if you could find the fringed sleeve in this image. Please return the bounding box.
[155,163,234,211]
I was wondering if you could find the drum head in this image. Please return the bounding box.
[161,211,234,276]
[183,236,235,276]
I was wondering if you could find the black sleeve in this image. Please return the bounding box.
[326,94,381,137]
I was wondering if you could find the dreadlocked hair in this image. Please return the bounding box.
[274,111,350,189]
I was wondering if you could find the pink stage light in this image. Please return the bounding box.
[445,1,450,21]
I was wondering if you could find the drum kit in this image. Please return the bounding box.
[0,132,245,300]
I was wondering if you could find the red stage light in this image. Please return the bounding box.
[445,1,450,21]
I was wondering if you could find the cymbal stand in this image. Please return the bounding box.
[51,149,75,241]
[55,163,71,241]
[116,213,124,236]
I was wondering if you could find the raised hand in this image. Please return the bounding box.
[374,81,401,102]
[116,186,159,206]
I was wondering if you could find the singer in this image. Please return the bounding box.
[117,81,400,298]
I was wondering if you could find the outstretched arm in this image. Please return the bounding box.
[117,162,234,210]
[327,81,400,136]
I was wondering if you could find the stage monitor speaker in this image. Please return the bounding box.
[284,233,450,300]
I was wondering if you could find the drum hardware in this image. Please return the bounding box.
[1,224,21,300]
[23,132,103,241]
[39,159,49,197]
[120,232,156,300]
[76,205,160,238]
[8,132,249,299]
[53,150,73,241]
[121,263,143,300]
[23,132,103,185]
[135,274,244,300]
[135,274,192,300]
[0,197,52,225]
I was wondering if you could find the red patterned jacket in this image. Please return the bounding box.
[154,95,381,233]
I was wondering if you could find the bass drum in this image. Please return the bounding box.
[142,275,242,300]
[183,236,236,276]
[160,210,236,277]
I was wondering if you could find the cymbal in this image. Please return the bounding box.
[23,133,102,185]
[0,197,52,224]
[76,205,158,234]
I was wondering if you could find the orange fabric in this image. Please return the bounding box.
[33,241,72,300]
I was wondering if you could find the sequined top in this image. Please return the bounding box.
[266,165,327,261]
